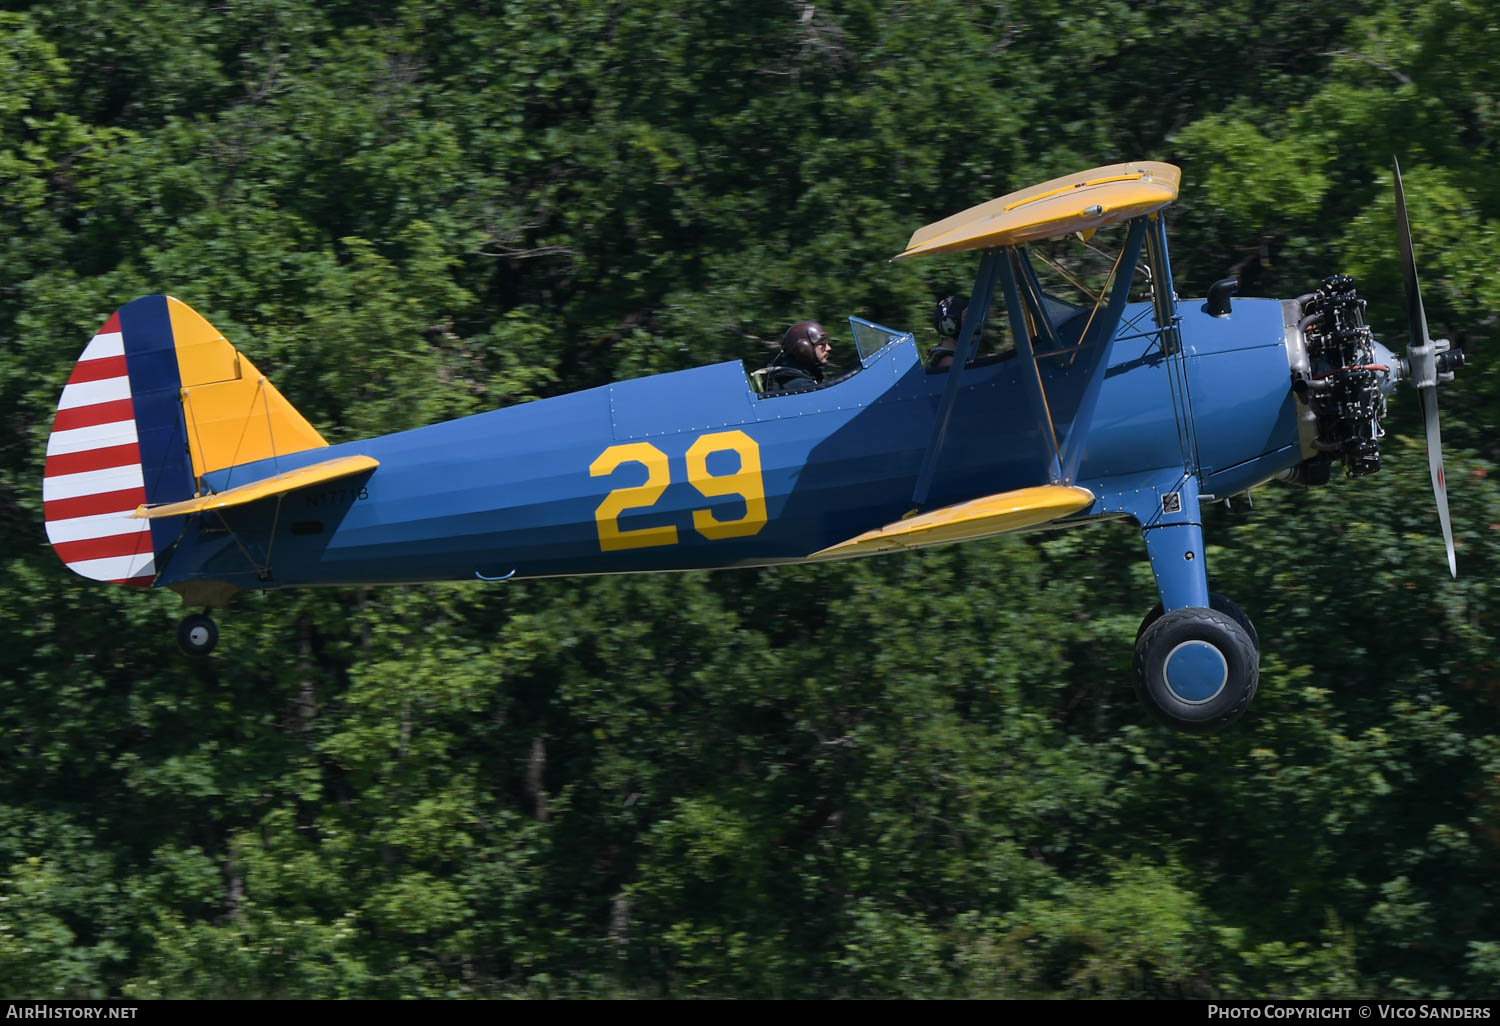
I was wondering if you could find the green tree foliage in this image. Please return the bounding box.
[2,0,1498,998]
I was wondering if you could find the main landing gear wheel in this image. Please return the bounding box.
[176,613,219,658]
[1134,607,1259,735]
[1136,592,1260,650]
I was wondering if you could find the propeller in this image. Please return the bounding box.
[1393,156,1462,577]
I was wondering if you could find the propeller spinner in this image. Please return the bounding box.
[1393,157,1465,577]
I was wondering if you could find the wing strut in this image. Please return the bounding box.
[1059,217,1147,482]
[912,248,1003,508]
[999,250,1064,485]
[1015,251,1063,351]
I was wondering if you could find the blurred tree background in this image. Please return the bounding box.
[1,0,1498,998]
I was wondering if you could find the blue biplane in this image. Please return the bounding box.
[41,160,1462,733]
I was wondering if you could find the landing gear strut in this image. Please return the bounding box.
[175,612,219,657]
[1112,476,1261,734]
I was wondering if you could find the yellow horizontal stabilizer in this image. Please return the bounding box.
[895,161,1180,260]
[132,454,378,519]
[807,484,1095,561]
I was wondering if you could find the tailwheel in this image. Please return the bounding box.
[1133,606,1259,735]
[176,612,219,658]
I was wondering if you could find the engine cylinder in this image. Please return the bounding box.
[1287,276,1389,478]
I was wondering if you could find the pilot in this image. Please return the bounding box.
[927,294,980,371]
[764,320,834,393]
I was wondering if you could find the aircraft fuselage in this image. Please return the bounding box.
[155,298,1304,592]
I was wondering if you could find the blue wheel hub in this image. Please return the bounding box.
[1164,640,1228,703]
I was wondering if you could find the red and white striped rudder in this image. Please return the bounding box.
[42,311,156,586]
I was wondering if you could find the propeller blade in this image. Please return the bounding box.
[1393,158,1432,359]
[1416,387,1457,577]
[1394,157,1457,577]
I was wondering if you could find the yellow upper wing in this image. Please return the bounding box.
[895,161,1180,260]
[806,484,1095,561]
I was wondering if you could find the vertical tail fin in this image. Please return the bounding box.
[43,295,327,587]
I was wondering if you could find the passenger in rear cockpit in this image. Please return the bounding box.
[927,295,978,371]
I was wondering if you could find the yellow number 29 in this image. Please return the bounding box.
[591,431,768,551]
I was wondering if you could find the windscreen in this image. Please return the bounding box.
[848,317,912,364]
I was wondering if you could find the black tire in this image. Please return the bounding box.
[1133,607,1259,735]
[176,613,219,657]
[1135,592,1259,650]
